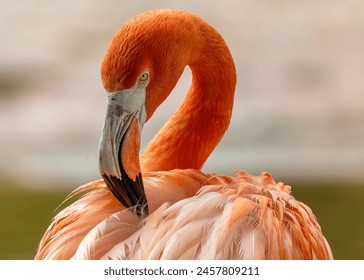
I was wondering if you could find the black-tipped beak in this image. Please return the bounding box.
[99,90,148,216]
[101,167,147,216]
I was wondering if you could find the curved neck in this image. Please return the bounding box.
[141,20,236,172]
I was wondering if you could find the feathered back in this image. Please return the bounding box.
[104,171,332,260]
[37,170,332,260]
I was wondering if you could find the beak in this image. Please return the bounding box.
[99,87,148,216]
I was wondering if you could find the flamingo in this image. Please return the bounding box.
[35,9,333,260]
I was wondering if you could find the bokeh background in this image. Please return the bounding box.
[1,0,363,259]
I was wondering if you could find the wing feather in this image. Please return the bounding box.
[36,170,332,260]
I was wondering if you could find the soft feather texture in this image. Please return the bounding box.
[35,9,332,260]
[35,170,332,260]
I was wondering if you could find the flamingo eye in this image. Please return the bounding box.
[138,71,150,84]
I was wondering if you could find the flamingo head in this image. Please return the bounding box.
[98,9,200,215]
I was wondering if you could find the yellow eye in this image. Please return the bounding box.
[139,72,149,83]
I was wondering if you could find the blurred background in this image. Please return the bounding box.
[1,0,363,259]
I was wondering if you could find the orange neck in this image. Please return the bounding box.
[141,23,236,172]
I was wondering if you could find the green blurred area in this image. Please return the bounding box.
[0,178,363,260]
[293,182,364,260]
[0,178,69,259]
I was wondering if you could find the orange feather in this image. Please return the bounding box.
[35,9,332,260]
[121,117,141,181]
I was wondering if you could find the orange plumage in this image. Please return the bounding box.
[35,9,332,260]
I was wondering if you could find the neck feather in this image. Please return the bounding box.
[141,19,236,172]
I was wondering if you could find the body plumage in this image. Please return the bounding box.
[35,9,332,260]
